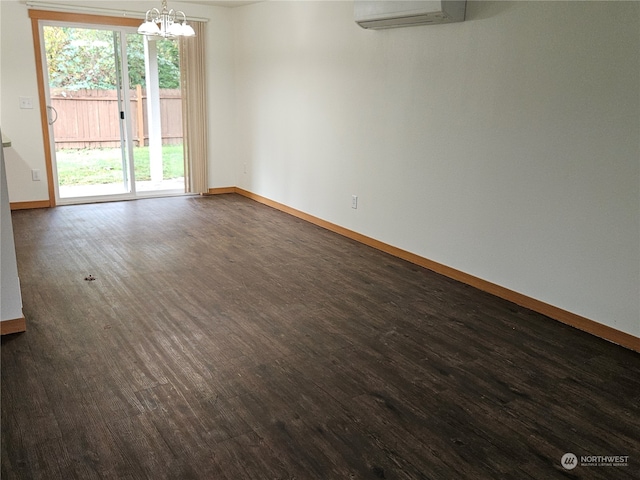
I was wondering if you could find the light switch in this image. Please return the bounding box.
[19,97,33,109]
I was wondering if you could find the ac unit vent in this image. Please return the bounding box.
[355,1,466,29]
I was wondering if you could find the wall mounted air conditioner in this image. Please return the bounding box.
[355,1,466,29]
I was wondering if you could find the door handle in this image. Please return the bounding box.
[47,105,58,125]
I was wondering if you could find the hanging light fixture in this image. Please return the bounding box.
[138,0,196,39]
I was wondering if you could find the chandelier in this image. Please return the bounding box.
[138,0,196,38]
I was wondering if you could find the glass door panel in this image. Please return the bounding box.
[127,34,185,195]
[42,25,132,201]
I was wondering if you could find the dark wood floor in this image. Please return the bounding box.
[2,194,638,479]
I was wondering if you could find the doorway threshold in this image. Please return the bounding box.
[58,178,186,203]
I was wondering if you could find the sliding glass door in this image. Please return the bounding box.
[39,22,184,205]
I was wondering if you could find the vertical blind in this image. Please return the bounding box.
[179,22,209,195]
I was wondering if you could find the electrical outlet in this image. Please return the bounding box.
[20,97,33,109]
[352,195,358,209]
[32,169,41,181]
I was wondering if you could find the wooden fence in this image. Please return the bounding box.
[50,88,183,149]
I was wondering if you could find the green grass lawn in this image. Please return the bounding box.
[56,145,184,185]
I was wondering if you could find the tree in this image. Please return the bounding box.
[126,34,180,89]
[156,40,180,89]
[44,26,180,90]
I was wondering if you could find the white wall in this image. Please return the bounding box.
[0,6,24,325]
[233,1,640,337]
[1,135,24,323]
[0,0,236,202]
[1,0,49,203]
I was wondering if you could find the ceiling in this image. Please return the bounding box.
[173,0,262,7]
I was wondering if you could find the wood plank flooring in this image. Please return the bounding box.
[2,194,639,479]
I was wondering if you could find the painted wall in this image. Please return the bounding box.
[0,7,25,325]
[0,0,236,202]
[1,134,24,323]
[1,0,49,203]
[233,1,640,337]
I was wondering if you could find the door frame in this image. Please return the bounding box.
[30,9,142,207]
